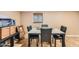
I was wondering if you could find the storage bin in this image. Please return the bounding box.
[0,27,10,39]
[10,26,16,35]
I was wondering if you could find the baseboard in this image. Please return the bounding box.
[66,35,79,38]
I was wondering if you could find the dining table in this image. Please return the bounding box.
[28,27,65,47]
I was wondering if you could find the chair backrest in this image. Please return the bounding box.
[27,25,32,32]
[41,24,48,27]
[41,28,52,42]
[60,26,67,33]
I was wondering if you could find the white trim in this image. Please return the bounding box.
[66,35,79,38]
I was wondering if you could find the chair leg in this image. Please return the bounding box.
[36,39,39,47]
[50,40,52,47]
[54,39,56,47]
[41,40,43,47]
[30,38,32,46]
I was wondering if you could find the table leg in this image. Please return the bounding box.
[36,38,39,47]
[50,40,52,47]
[62,34,65,47]
[28,34,30,47]
[54,38,56,47]
[41,39,43,47]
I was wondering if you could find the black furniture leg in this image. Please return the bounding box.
[41,40,43,47]
[50,40,52,47]
[36,39,39,47]
[16,32,21,43]
[10,36,14,47]
[28,34,30,47]
[54,39,56,47]
[62,34,65,47]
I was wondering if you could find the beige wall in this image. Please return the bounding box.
[21,11,79,37]
[21,12,32,29]
[1,11,79,36]
[44,12,79,35]
[0,11,21,25]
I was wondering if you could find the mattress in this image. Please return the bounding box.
[0,18,15,27]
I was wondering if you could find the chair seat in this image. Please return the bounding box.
[53,34,62,39]
[29,34,39,39]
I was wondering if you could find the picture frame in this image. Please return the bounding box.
[33,13,43,23]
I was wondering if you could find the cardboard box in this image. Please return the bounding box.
[0,27,10,39]
[10,26,16,35]
[0,26,16,39]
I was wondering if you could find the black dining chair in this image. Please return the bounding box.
[41,28,52,47]
[41,24,48,27]
[27,25,39,47]
[27,25,32,32]
[53,25,67,47]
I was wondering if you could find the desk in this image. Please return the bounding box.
[28,28,65,47]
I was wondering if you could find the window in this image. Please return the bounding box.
[33,13,43,23]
